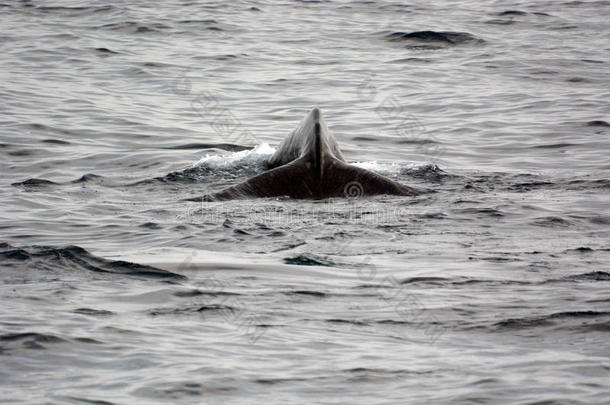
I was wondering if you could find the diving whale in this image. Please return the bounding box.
[190,108,421,201]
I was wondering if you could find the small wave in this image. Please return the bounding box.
[531,216,573,228]
[12,174,108,189]
[149,304,234,316]
[0,332,66,351]
[12,178,59,188]
[288,290,327,297]
[326,319,368,326]
[587,120,609,127]
[528,271,610,284]
[72,173,105,184]
[74,308,115,317]
[492,311,610,331]
[94,47,118,55]
[385,31,483,48]
[0,242,185,280]
[400,276,448,285]
[0,332,65,343]
[283,254,335,267]
[98,21,171,34]
[42,138,70,145]
[561,271,610,282]
[35,5,115,15]
[497,10,528,16]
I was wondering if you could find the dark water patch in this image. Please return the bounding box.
[497,10,528,16]
[327,319,368,326]
[178,19,218,25]
[476,256,520,263]
[215,54,238,61]
[7,149,34,156]
[580,322,610,332]
[135,381,237,399]
[376,319,411,325]
[94,47,118,54]
[485,19,516,25]
[564,246,594,253]
[13,174,111,189]
[389,57,433,63]
[289,290,327,297]
[567,77,591,83]
[493,317,552,330]
[454,207,505,217]
[395,138,438,145]
[254,377,307,385]
[149,304,234,316]
[99,21,171,34]
[12,178,59,188]
[492,311,610,331]
[0,332,65,343]
[564,178,610,190]
[586,120,609,127]
[385,31,483,48]
[74,337,104,344]
[0,332,66,351]
[74,308,115,317]
[197,304,234,313]
[559,271,610,282]
[283,254,335,266]
[36,5,115,15]
[589,216,610,225]
[173,289,241,297]
[42,138,70,145]
[0,242,185,280]
[505,180,554,192]
[451,278,530,286]
[531,216,572,228]
[139,222,163,230]
[533,143,576,149]
[62,396,116,405]
[352,136,378,142]
[400,276,448,285]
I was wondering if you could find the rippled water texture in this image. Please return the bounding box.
[1,1,609,404]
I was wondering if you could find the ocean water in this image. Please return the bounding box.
[1,0,609,404]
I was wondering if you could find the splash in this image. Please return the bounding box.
[193,143,276,170]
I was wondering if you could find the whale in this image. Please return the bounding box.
[189,107,421,201]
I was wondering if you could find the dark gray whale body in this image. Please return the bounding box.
[195,108,421,201]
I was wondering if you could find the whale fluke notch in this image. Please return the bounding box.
[190,107,421,201]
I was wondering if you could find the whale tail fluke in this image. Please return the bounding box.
[189,108,421,201]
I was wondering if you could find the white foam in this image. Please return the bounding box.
[351,161,407,176]
[193,143,412,176]
[193,143,276,170]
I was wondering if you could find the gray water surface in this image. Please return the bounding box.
[1,1,609,404]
